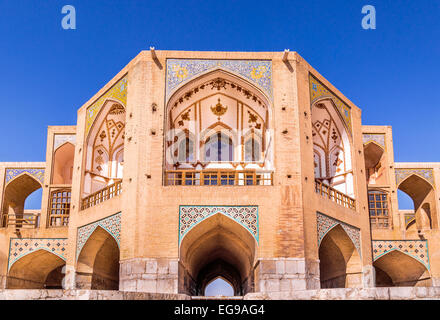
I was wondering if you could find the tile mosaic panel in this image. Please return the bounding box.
[54,134,76,150]
[362,133,385,149]
[179,206,259,244]
[5,168,45,185]
[404,212,416,228]
[372,240,430,270]
[309,74,352,133]
[395,168,434,186]
[76,212,121,260]
[85,76,127,136]
[8,238,67,270]
[317,212,361,256]
[166,59,272,101]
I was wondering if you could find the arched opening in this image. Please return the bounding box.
[52,142,75,185]
[363,142,385,185]
[398,174,437,231]
[204,277,235,297]
[312,100,354,198]
[2,173,42,228]
[179,214,257,296]
[164,69,273,186]
[7,250,65,289]
[76,226,120,290]
[83,101,126,197]
[374,250,431,287]
[318,224,362,288]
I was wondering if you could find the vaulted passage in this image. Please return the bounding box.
[76,226,120,290]
[374,250,431,287]
[318,225,362,288]
[7,250,65,289]
[179,214,257,296]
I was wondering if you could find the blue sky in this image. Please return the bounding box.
[1,0,438,209]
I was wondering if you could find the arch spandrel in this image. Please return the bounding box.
[395,168,435,188]
[5,168,45,186]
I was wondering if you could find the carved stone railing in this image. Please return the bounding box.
[165,170,273,186]
[3,213,40,229]
[315,179,356,210]
[81,180,122,210]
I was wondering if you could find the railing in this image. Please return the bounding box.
[3,213,40,229]
[315,179,356,210]
[165,170,273,186]
[81,180,122,210]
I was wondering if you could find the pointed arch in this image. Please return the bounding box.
[52,142,75,184]
[76,226,120,290]
[7,249,65,289]
[179,212,257,296]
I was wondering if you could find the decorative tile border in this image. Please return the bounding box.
[363,133,385,149]
[316,212,361,256]
[76,212,121,260]
[8,238,67,270]
[309,74,352,133]
[5,168,45,185]
[54,134,76,150]
[166,59,273,101]
[85,76,127,136]
[179,206,259,244]
[372,240,430,270]
[395,168,434,187]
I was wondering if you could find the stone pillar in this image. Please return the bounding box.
[305,259,320,289]
[63,265,77,290]
[362,265,376,288]
[255,258,309,293]
[119,258,178,293]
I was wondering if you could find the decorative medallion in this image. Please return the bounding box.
[309,74,352,133]
[5,168,45,185]
[372,240,430,270]
[8,238,67,270]
[76,212,121,260]
[363,134,385,149]
[179,206,259,244]
[211,98,228,118]
[166,59,272,102]
[316,212,361,256]
[85,76,127,136]
[395,168,434,186]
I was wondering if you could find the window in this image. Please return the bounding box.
[178,137,194,163]
[49,189,71,227]
[205,133,234,162]
[368,190,389,228]
[244,138,261,162]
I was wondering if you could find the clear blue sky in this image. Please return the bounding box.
[1,0,438,209]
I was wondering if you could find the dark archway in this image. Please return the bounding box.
[7,250,65,289]
[318,225,362,288]
[179,214,257,296]
[373,250,431,287]
[76,226,120,290]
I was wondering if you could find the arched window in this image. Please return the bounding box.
[205,133,233,162]
[178,137,194,163]
[368,190,389,228]
[244,138,261,162]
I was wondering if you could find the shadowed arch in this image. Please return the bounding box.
[318,224,362,288]
[76,226,120,290]
[7,249,65,289]
[374,250,431,287]
[179,213,257,296]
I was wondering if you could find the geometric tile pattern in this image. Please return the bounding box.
[8,238,67,270]
[179,206,259,244]
[85,76,127,136]
[54,134,76,150]
[372,240,430,270]
[309,73,352,133]
[5,168,45,185]
[395,168,434,186]
[166,59,273,101]
[316,212,361,256]
[363,133,385,149]
[76,212,121,260]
